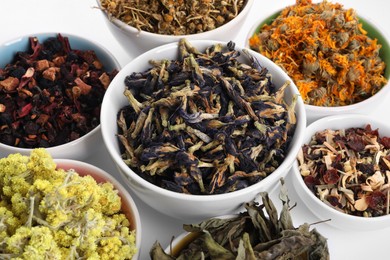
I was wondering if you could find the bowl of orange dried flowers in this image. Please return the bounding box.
[95,0,254,55]
[248,0,390,124]
[292,114,390,231]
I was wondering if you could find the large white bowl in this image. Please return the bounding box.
[100,40,306,221]
[292,114,390,231]
[55,159,142,259]
[246,11,390,125]
[95,0,254,55]
[0,32,121,160]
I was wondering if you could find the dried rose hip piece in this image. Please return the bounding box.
[0,34,118,148]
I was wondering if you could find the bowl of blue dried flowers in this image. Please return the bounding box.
[100,39,306,221]
[0,32,120,160]
[248,0,390,125]
[95,0,254,55]
[292,114,390,231]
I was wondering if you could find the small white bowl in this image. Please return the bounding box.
[95,0,254,55]
[246,11,390,125]
[292,114,390,231]
[100,40,306,221]
[55,159,142,259]
[0,32,121,160]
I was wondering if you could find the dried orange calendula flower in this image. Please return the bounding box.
[249,0,388,106]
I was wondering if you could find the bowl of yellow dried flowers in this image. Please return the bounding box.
[248,0,390,124]
[292,114,390,231]
[100,39,306,221]
[0,32,120,160]
[150,179,330,259]
[95,0,254,55]
[0,148,141,259]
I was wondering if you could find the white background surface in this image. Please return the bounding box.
[1,0,389,259]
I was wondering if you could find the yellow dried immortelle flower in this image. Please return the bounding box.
[0,148,137,259]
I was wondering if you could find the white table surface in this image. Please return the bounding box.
[1,0,389,259]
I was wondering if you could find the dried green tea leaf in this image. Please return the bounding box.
[203,231,235,260]
[150,241,175,260]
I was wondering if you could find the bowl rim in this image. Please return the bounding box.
[101,39,307,202]
[54,158,142,258]
[95,0,254,39]
[292,113,390,225]
[0,32,121,153]
[245,8,390,113]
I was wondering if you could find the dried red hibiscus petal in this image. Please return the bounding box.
[323,168,339,184]
[346,132,366,152]
[381,136,390,149]
[367,191,387,210]
[304,175,320,192]
[0,33,118,148]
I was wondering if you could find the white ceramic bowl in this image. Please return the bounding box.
[292,114,390,231]
[100,40,306,221]
[246,11,390,125]
[55,159,142,259]
[0,32,121,160]
[95,0,254,55]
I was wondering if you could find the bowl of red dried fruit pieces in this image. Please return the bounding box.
[292,113,390,231]
[0,32,120,159]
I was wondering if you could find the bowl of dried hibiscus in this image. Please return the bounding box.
[0,32,120,160]
[292,113,390,231]
[248,0,390,125]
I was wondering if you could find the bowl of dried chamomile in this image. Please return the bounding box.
[95,0,254,55]
[150,179,330,260]
[100,38,306,221]
[248,0,390,124]
[292,114,390,231]
[0,148,141,259]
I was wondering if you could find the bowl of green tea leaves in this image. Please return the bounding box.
[150,179,330,260]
